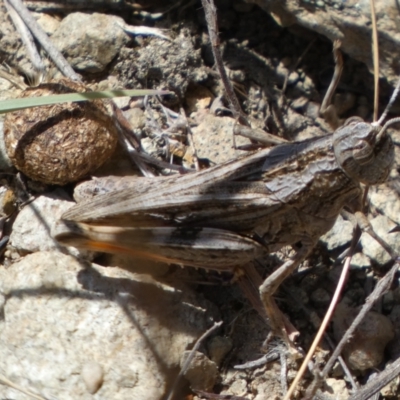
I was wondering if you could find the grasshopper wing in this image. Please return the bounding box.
[53,221,264,269]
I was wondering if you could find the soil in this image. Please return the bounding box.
[0,1,400,399]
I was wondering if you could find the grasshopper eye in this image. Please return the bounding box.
[333,121,394,185]
[352,140,373,164]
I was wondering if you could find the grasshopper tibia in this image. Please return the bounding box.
[260,241,314,344]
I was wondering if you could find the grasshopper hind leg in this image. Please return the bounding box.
[258,240,316,349]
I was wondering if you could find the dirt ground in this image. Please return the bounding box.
[1,1,400,399]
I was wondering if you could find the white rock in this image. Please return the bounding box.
[349,252,371,270]
[223,378,248,397]
[112,96,131,109]
[81,361,104,394]
[360,215,400,266]
[0,251,214,399]
[320,214,353,251]
[9,191,88,258]
[0,120,12,170]
[322,378,349,400]
[369,185,400,226]
[52,13,129,72]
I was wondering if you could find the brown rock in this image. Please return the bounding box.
[333,303,394,371]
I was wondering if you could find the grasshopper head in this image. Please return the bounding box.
[333,117,394,185]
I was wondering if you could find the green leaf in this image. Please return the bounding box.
[0,89,172,114]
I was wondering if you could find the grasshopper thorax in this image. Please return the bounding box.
[333,117,394,185]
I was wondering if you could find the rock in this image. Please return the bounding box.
[0,251,215,399]
[191,113,251,164]
[224,378,248,397]
[0,120,12,170]
[369,185,400,227]
[333,303,394,371]
[207,336,233,366]
[124,108,146,130]
[112,95,131,109]
[33,12,60,35]
[380,374,400,398]
[321,378,349,400]
[9,191,89,258]
[180,351,218,391]
[349,252,371,270]
[383,291,394,312]
[360,215,400,266]
[320,215,353,251]
[81,361,104,394]
[250,366,282,400]
[52,13,129,72]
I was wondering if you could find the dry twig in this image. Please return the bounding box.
[200,0,248,125]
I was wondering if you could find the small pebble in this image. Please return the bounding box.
[180,351,218,391]
[81,361,104,394]
[310,288,331,307]
[207,336,233,366]
[333,303,394,370]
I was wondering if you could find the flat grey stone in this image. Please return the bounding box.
[0,251,215,399]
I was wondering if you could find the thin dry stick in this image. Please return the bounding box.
[164,320,223,400]
[284,233,356,400]
[0,67,27,90]
[281,39,316,95]
[0,372,47,400]
[4,0,45,78]
[200,0,248,125]
[6,0,78,80]
[370,0,379,122]
[285,285,358,392]
[347,356,400,400]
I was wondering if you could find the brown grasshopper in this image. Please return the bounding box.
[52,85,396,346]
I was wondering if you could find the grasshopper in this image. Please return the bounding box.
[52,76,396,346]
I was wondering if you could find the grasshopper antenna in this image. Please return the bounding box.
[376,116,400,141]
[375,77,400,126]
